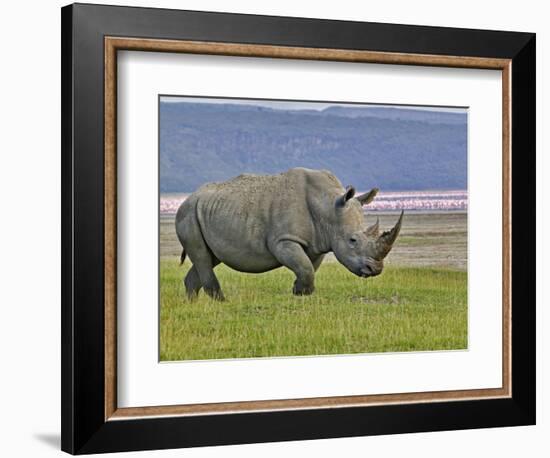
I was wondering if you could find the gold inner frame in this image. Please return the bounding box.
[104,37,512,421]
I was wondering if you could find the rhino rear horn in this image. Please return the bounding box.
[374,210,404,259]
[365,217,380,237]
[356,188,379,206]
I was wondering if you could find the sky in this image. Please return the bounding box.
[160,95,467,113]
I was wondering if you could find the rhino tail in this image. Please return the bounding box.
[180,248,186,265]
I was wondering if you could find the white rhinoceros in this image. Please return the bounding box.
[175,167,403,300]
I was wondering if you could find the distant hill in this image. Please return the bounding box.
[160,102,467,193]
[322,105,466,124]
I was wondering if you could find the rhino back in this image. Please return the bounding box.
[193,169,326,271]
[175,168,344,272]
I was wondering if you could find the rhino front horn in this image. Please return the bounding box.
[375,210,404,259]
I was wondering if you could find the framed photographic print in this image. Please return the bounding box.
[61,3,536,454]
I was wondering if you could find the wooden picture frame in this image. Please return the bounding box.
[61,3,535,454]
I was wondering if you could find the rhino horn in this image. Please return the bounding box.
[356,187,379,206]
[374,210,404,259]
[364,217,380,237]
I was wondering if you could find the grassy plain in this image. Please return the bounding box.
[159,212,467,361]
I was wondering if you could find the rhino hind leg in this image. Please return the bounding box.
[177,212,225,301]
[271,240,315,296]
[185,246,224,301]
[196,258,224,301]
[184,265,202,300]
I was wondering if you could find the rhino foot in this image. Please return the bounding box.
[204,287,225,301]
[292,282,315,296]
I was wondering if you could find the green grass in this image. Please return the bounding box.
[160,260,467,361]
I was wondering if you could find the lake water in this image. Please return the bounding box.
[160,190,467,215]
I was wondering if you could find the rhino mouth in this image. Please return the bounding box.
[357,266,382,278]
[357,264,382,278]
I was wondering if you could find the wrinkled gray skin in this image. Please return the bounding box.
[176,168,403,300]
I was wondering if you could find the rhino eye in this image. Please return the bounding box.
[349,237,357,244]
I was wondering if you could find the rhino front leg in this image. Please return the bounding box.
[311,254,325,272]
[272,240,315,295]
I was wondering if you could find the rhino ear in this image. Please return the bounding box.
[335,186,356,208]
[356,188,379,206]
